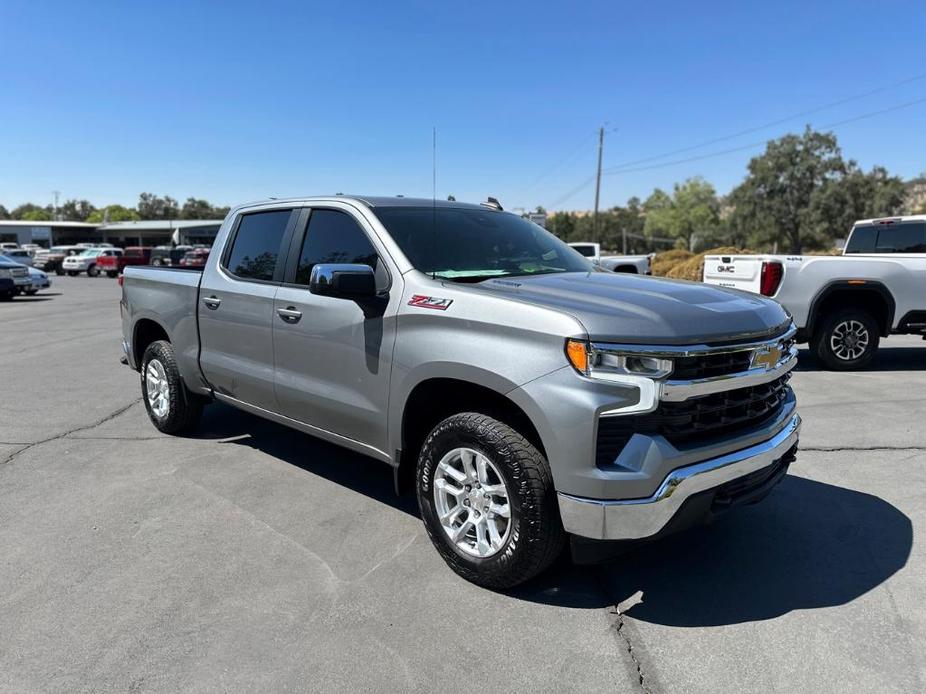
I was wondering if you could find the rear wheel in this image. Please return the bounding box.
[416,412,565,589]
[140,340,205,434]
[813,308,880,370]
[106,270,118,278]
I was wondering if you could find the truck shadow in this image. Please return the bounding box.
[796,346,926,372]
[515,475,912,626]
[194,403,420,517]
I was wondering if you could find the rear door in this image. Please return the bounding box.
[272,205,398,453]
[198,207,298,410]
[703,255,764,293]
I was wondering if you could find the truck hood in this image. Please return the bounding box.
[476,272,791,344]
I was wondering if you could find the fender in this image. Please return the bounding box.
[806,280,896,337]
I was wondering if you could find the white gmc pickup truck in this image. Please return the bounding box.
[703,215,926,370]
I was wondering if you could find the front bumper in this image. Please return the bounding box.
[558,412,801,540]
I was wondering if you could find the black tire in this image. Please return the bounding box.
[152,258,163,267]
[416,412,565,589]
[66,271,77,277]
[0,291,12,301]
[24,289,38,295]
[106,270,118,278]
[813,308,880,370]
[140,340,205,434]
[87,264,99,277]
[55,267,64,276]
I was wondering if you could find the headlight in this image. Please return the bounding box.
[566,339,673,415]
[0,268,11,279]
[565,339,673,380]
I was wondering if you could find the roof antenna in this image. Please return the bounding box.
[431,126,437,281]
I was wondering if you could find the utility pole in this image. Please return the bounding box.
[593,126,604,243]
[52,190,60,221]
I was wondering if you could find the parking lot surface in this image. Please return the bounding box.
[1,277,924,693]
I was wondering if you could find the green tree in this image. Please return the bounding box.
[0,205,9,220]
[810,164,907,243]
[180,197,228,219]
[58,199,96,222]
[137,193,180,220]
[11,203,52,221]
[86,204,141,223]
[729,127,846,253]
[643,177,720,251]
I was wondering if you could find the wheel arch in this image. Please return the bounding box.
[394,377,547,495]
[132,317,171,369]
[807,280,895,338]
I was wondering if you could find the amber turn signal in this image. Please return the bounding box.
[565,339,589,375]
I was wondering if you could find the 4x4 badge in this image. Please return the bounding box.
[408,295,453,311]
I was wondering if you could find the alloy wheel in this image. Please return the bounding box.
[145,359,170,418]
[830,319,870,361]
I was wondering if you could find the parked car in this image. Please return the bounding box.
[702,215,926,369]
[149,246,193,267]
[76,242,114,249]
[121,195,801,589]
[63,248,123,277]
[568,242,651,274]
[97,246,152,278]
[0,255,32,299]
[24,266,51,295]
[0,242,20,250]
[178,248,210,268]
[33,245,83,275]
[1,248,35,266]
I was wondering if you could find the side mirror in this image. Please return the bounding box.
[309,263,377,299]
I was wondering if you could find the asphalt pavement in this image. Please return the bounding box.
[1,277,923,693]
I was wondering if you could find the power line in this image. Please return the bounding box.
[524,130,597,192]
[603,94,926,176]
[544,93,926,209]
[603,70,926,172]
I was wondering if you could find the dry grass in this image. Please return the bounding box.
[663,246,756,282]
[650,249,694,277]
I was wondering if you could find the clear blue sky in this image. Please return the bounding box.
[2,0,925,212]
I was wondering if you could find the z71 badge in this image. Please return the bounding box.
[408,295,453,310]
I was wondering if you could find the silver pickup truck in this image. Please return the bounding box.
[121,195,801,588]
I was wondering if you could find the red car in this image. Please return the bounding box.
[97,247,152,278]
[178,248,210,268]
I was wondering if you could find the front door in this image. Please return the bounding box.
[272,206,398,453]
[198,208,297,411]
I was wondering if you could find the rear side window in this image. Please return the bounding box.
[846,222,926,254]
[844,226,876,253]
[225,210,292,281]
[875,222,926,253]
[294,209,380,285]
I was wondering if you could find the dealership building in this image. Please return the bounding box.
[0,219,223,248]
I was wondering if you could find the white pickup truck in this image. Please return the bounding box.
[703,215,926,370]
[568,242,651,274]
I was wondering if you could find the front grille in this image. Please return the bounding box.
[12,268,28,277]
[596,374,792,467]
[671,350,752,380]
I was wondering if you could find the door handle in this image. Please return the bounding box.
[277,306,302,323]
[202,296,222,309]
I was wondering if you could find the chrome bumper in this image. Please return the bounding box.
[558,413,801,540]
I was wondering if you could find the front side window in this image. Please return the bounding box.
[225,209,292,281]
[294,209,379,285]
[374,207,591,281]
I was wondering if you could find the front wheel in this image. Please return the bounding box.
[416,412,565,589]
[87,264,99,277]
[813,309,880,370]
[140,340,205,434]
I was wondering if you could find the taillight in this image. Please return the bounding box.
[759,261,783,296]
[117,274,124,287]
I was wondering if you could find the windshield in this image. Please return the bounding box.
[571,245,597,257]
[80,249,100,256]
[374,207,591,281]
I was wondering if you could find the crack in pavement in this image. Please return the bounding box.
[0,399,142,466]
[801,446,926,452]
[609,603,652,694]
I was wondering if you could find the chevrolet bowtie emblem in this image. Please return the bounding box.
[751,345,781,370]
